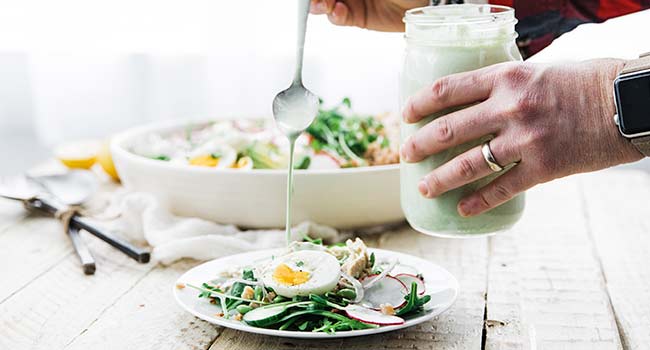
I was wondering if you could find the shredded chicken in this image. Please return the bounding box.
[339,238,370,279]
[364,142,399,166]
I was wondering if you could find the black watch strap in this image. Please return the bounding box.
[622,53,650,157]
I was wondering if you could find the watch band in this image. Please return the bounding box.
[621,53,650,157]
[631,135,650,156]
[621,52,650,75]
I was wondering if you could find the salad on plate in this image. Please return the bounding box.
[131,99,399,170]
[177,237,432,334]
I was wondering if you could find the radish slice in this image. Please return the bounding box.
[360,275,408,309]
[345,304,405,326]
[395,273,426,296]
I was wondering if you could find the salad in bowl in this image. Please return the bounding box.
[174,237,457,336]
[130,98,399,171]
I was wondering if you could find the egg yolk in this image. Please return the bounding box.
[273,264,310,286]
[189,155,219,167]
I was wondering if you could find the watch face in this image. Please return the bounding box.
[615,70,650,136]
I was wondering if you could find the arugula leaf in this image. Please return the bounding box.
[396,282,431,316]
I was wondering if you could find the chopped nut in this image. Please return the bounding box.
[241,286,255,300]
[233,313,243,321]
[175,283,186,290]
[215,312,224,317]
[249,303,260,309]
[380,303,396,316]
[265,291,277,302]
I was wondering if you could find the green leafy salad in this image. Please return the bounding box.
[131,99,399,170]
[180,237,431,334]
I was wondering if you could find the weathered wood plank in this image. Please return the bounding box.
[209,230,488,350]
[0,215,73,303]
[580,170,650,350]
[0,198,28,234]
[0,234,154,350]
[64,260,219,350]
[485,176,622,350]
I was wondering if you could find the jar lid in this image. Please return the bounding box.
[404,4,517,44]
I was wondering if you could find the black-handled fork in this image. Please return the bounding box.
[26,197,151,264]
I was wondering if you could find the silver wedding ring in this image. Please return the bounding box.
[481,141,504,172]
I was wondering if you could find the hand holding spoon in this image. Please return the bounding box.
[272,0,319,246]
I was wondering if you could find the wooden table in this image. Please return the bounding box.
[1,168,649,350]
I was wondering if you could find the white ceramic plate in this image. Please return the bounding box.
[111,120,401,229]
[174,248,459,339]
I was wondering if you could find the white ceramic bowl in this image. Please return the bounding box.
[111,120,402,229]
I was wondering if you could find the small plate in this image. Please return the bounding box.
[173,248,459,339]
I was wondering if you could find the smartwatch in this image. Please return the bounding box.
[614,53,650,156]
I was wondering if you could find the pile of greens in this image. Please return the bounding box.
[244,98,392,169]
[187,238,431,334]
[305,98,390,167]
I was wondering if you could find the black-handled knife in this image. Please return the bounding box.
[26,197,151,264]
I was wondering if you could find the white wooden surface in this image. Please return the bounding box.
[1,169,649,350]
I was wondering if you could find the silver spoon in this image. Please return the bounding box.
[28,170,98,206]
[272,0,319,245]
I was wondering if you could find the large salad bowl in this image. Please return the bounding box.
[111,119,402,229]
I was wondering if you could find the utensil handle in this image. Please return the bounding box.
[67,225,96,275]
[26,198,151,264]
[71,216,151,263]
[293,0,311,84]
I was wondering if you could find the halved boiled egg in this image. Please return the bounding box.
[187,143,236,168]
[261,250,340,298]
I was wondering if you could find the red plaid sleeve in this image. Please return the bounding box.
[488,0,650,57]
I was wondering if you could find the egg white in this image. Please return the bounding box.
[261,250,341,298]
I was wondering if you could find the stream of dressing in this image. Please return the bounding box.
[273,0,319,246]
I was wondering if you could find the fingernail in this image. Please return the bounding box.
[457,200,474,217]
[402,102,412,122]
[418,181,430,197]
[313,2,326,12]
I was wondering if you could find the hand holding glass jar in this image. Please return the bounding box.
[311,3,644,238]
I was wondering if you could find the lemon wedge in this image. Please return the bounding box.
[55,140,99,170]
[97,140,119,181]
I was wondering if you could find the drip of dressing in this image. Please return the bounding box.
[271,0,319,246]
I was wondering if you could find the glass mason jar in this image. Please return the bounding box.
[399,4,525,237]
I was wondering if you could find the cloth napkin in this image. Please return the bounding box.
[87,190,344,265]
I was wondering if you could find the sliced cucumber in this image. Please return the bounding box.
[242,301,311,327]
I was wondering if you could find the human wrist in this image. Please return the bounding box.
[598,58,645,162]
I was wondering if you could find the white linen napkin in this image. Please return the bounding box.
[87,190,343,265]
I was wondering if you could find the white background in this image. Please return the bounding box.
[1,1,649,174]
[0,0,405,173]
